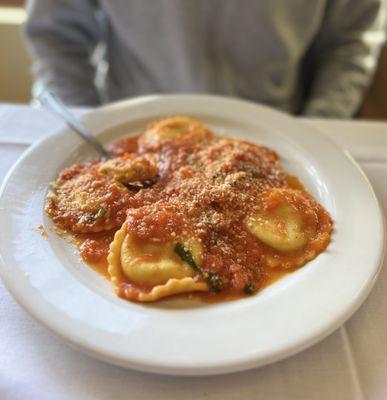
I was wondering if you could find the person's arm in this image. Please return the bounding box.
[24,0,102,106]
[302,0,386,118]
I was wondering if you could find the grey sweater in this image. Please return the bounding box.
[25,0,386,117]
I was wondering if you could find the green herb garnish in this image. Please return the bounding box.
[174,242,223,292]
[204,272,222,293]
[94,206,106,219]
[243,283,255,295]
[174,242,200,272]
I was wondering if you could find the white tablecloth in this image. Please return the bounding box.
[0,104,386,400]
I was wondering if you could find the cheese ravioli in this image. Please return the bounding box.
[108,223,208,302]
[45,163,132,233]
[246,188,331,269]
[138,116,212,151]
[246,189,310,252]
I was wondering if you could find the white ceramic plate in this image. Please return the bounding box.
[0,95,385,376]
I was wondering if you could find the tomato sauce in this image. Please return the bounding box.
[76,231,114,278]
[68,132,332,301]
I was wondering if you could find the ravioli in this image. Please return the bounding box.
[246,190,310,252]
[99,153,158,185]
[138,116,212,151]
[108,223,208,301]
[45,163,132,233]
[246,188,331,269]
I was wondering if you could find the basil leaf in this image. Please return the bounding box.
[174,242,223,292]
[174,242,200,272]
[94,206,106,219]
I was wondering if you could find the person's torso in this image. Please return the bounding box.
[99,0,327,113]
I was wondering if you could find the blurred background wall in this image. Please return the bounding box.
[0,1,386,119]
[0,1,31,103]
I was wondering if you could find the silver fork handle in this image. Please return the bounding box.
[33,90,110,159]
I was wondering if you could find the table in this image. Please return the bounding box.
[0,104,386,400]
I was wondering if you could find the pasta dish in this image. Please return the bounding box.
[46,117,333,302]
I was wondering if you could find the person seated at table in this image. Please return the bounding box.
[24,0,386,118]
